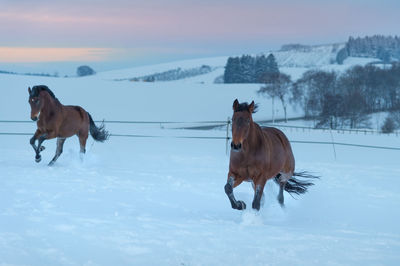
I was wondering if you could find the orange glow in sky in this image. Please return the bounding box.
[0,47,113,62]
[0,0,399,65]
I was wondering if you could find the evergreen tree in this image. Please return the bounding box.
[239,55,256,83]
[224,57,241,83]
[266,53,279,73]
[255,55,268,83]
[377,47,391,63]
[258,53,279,84]
[336,48,348,64]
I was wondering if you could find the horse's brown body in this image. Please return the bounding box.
[229,125,294,189]
[28,85,108,165]
[225,99,314,211]
[33,91,90,146]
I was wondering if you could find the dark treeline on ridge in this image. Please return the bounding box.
[223,54,279,83]
[337,35,400,64]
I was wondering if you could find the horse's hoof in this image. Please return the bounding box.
[39,146,45,151]
[35,156,41,163]
[236,200,246,210]
[252,201,260,211]
[277,197,284,208]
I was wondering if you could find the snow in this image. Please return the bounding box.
[96,56,228,81]
[89,44,378,84]
[1,57,400,265]
[0,72,302,123]
[279,56,380,81]
[273,43,344,68]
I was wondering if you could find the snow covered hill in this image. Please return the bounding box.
[274,43,344,67]
[94,43,380,83]
[1,55,400,265]
[96,56,228,81]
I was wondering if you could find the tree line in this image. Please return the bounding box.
[223,54,279,83]
[131,65,212,82]
[337,35,400,64]
[258,63,400,131]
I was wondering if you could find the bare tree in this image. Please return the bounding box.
[258,73,292,123]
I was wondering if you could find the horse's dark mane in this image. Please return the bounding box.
[235,102,258,113]
[30,85,59,101]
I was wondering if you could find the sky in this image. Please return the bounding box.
[0,0,399,74]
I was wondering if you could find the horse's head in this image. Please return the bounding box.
[28,87,44,121]
[231,99,257,152]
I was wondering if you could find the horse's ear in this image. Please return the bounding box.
[28,87,31,95]
[249,101,255,113]
[233,99,239,111]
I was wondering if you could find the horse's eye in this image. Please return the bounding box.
[247,119,250,124]
[31,98,39,104]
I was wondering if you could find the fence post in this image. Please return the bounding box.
[226,117,231,155]
[330,128,337,160]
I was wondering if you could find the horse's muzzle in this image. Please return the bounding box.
[31,116,38,121]
[231,142,242,152]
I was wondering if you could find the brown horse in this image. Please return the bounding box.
[28,85,109,166]
[224,99,317,211]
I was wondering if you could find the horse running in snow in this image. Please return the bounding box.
[28,85,109,166]
[225,99,318,211]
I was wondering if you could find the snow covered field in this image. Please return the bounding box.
[1,59,400,265]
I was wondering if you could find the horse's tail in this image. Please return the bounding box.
[275,171,319,195]
[88,113,109,142]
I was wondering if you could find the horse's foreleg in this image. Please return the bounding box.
[48,137,66,166]
[30,129,41,153]
[30,130,45,162]
[224,176,246,210]
[34,133,48,162]
[252,178,267,211]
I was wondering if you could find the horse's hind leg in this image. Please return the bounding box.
[48,138,66,166]
[276,172,291,207]
[78,133,88,161]
[224,176,246,210]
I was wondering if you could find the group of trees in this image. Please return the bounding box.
[222,44,400,131]
[279,44,311,52]
[336,35,400,64]
[77,65,96,77]
[0,69,59,77]
[255,62,400,130]
[224,54,279,83]
[291,63,400,129]
[1,65,96,78]
[382,110,400,133]
[132,65,212,82]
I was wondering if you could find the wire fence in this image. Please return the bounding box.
[1,119,398,134]
[1,119,400,151]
